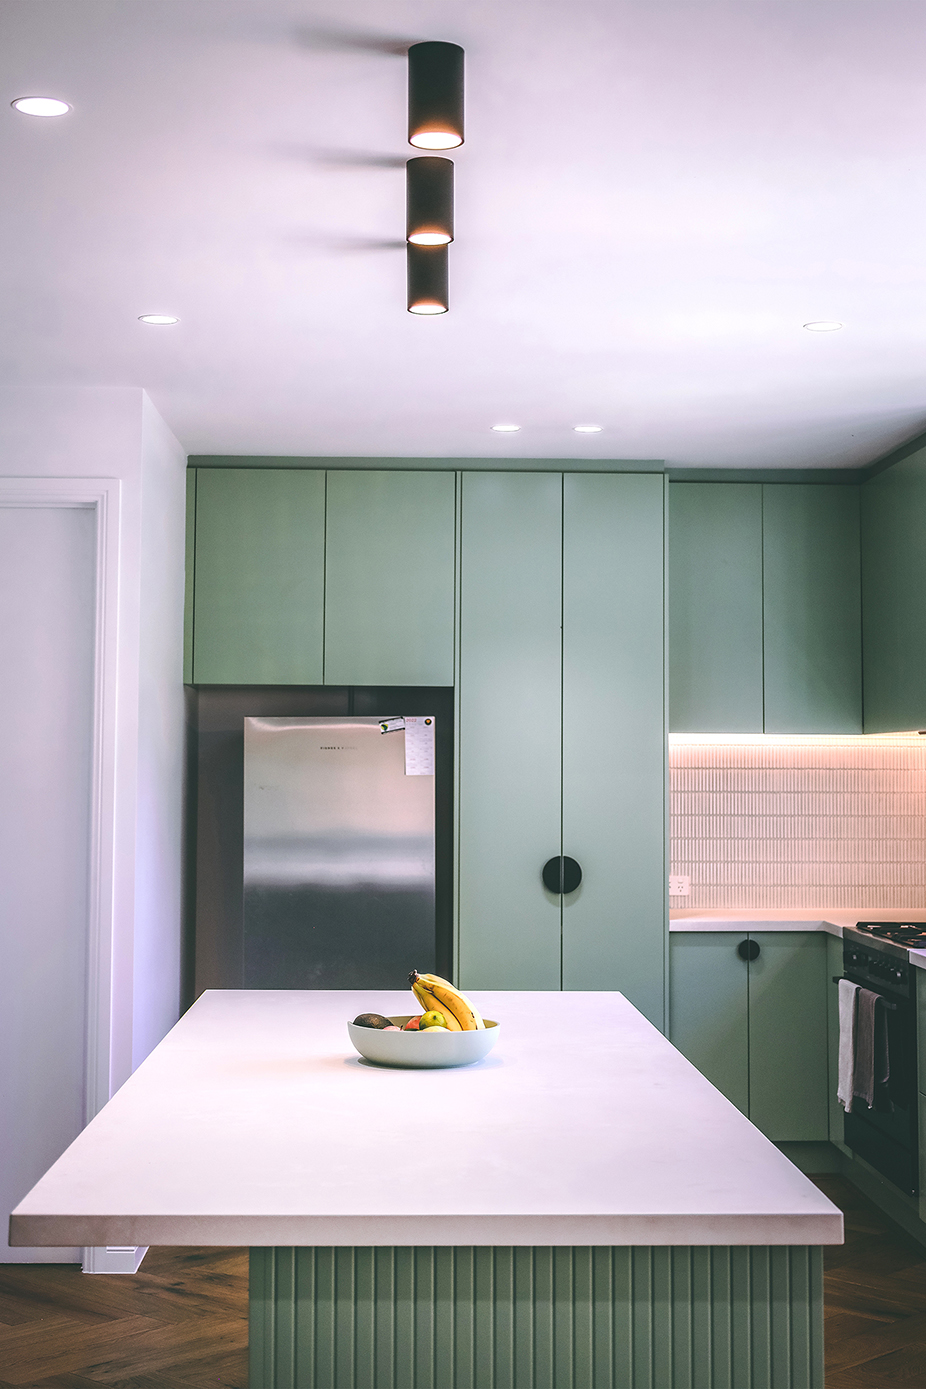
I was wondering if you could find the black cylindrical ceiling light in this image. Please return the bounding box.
[407,243,448,315]
[407,156,454,246]
[408,41,464,150]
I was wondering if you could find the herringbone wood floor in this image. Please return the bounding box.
[814,1175,926,1387]
[0,1246,248,1387]
[0,1178,924,1387]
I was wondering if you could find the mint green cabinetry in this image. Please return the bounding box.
[458,472,667,1017]
[669,483,763,732]
[457,473,563,990]
[748,933,828,1141]
[861,441,926,731]
[192,468,325,684]
[562,473,666,1024]
[324,470,456,686]
[183,468,196,683]
[763,485,861,733]
[669,932,829,1141]
[669,934,749,1114]
[669,481,863,733]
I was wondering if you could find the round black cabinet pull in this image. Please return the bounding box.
[542,856,582,895]
[737,939,760,962]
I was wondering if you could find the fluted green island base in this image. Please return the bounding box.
[249,1244,823,1389]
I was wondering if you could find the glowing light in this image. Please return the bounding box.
[138,314,179,325]
[408,230,452,246]
[574,425,603,433]
[12,97,70,117]
[409,130,462,150]
[492,424,521,433]
[408,301,447,316]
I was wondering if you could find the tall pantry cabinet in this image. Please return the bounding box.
[185,465,668,1027]
[457,471,667,1027]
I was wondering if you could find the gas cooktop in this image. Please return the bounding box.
[852,921,926,949]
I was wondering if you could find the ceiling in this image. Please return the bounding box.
[1,0,925,467]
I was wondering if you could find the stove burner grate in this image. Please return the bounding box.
[856,922,926,947]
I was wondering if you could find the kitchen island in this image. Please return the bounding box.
[10,990,842,1388]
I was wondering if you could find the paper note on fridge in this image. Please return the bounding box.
[404,717,435,776]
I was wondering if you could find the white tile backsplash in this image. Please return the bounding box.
[669,735,926,909]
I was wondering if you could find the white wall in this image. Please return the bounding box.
[132,396,187,1068]
[0,386,187,1101]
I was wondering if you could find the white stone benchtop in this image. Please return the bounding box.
[672,908,926,933]
[10,990,842,1250]
[670,910,926,969]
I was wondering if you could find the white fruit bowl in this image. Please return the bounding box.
[347,1016,500,1068]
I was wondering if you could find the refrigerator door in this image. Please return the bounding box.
[243,717,435,988]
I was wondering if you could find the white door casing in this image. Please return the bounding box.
[0,478,120,1263]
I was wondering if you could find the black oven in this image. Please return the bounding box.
[841,930,919,1197]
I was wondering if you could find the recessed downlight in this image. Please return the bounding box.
[803,321,843,332]
[574,424,603,433]
[138,314,179,325]
[492,424,521,433]
[12,96,70,117]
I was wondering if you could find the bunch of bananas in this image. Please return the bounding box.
[409,970,485,1031]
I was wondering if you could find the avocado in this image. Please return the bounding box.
[352,1012,394,1029]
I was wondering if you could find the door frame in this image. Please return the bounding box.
[0,477,120,1124]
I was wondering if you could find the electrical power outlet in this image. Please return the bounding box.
[669,875,691,897]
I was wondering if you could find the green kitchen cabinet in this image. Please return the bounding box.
[669,483,764,732]
[191,468,326,684]
[324,470,456,686]
[669,480,863,734]
[669,933,749,1115]
[861,440,926,731]
[562,472,666,1025]
[763,485,861,733]
[748,933,829,1141]
[183,468,196,683]
[458,471,667,1021]
[457,472,564,991]
[669,932,829,1141]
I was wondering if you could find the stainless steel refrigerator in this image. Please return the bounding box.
[243,716,436,988]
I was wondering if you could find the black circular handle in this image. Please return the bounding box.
[737,939,760,962]
[542,856,582,895]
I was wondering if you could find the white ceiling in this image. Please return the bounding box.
[1,0,925,467]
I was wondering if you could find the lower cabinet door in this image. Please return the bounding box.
[748,933,829,1141]
[669,934,749,1116]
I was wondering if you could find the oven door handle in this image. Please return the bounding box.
[832,975,899,1010]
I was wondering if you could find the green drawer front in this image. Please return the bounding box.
[250,1244,823,1389]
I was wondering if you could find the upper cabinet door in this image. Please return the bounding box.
[861,446,926,732]
[324,471,456,686]
[192,469,325,684]
[562,473,666,1027]
[763,485,861,733]
[669,483,764,732]
[457,472,563,990]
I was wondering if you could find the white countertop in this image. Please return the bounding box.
[670,909,926,969]
[10,989,842,1249]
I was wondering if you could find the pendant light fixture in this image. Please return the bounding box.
[407,156,454,246]
[408,41,464,150]
[407,244,448,314]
